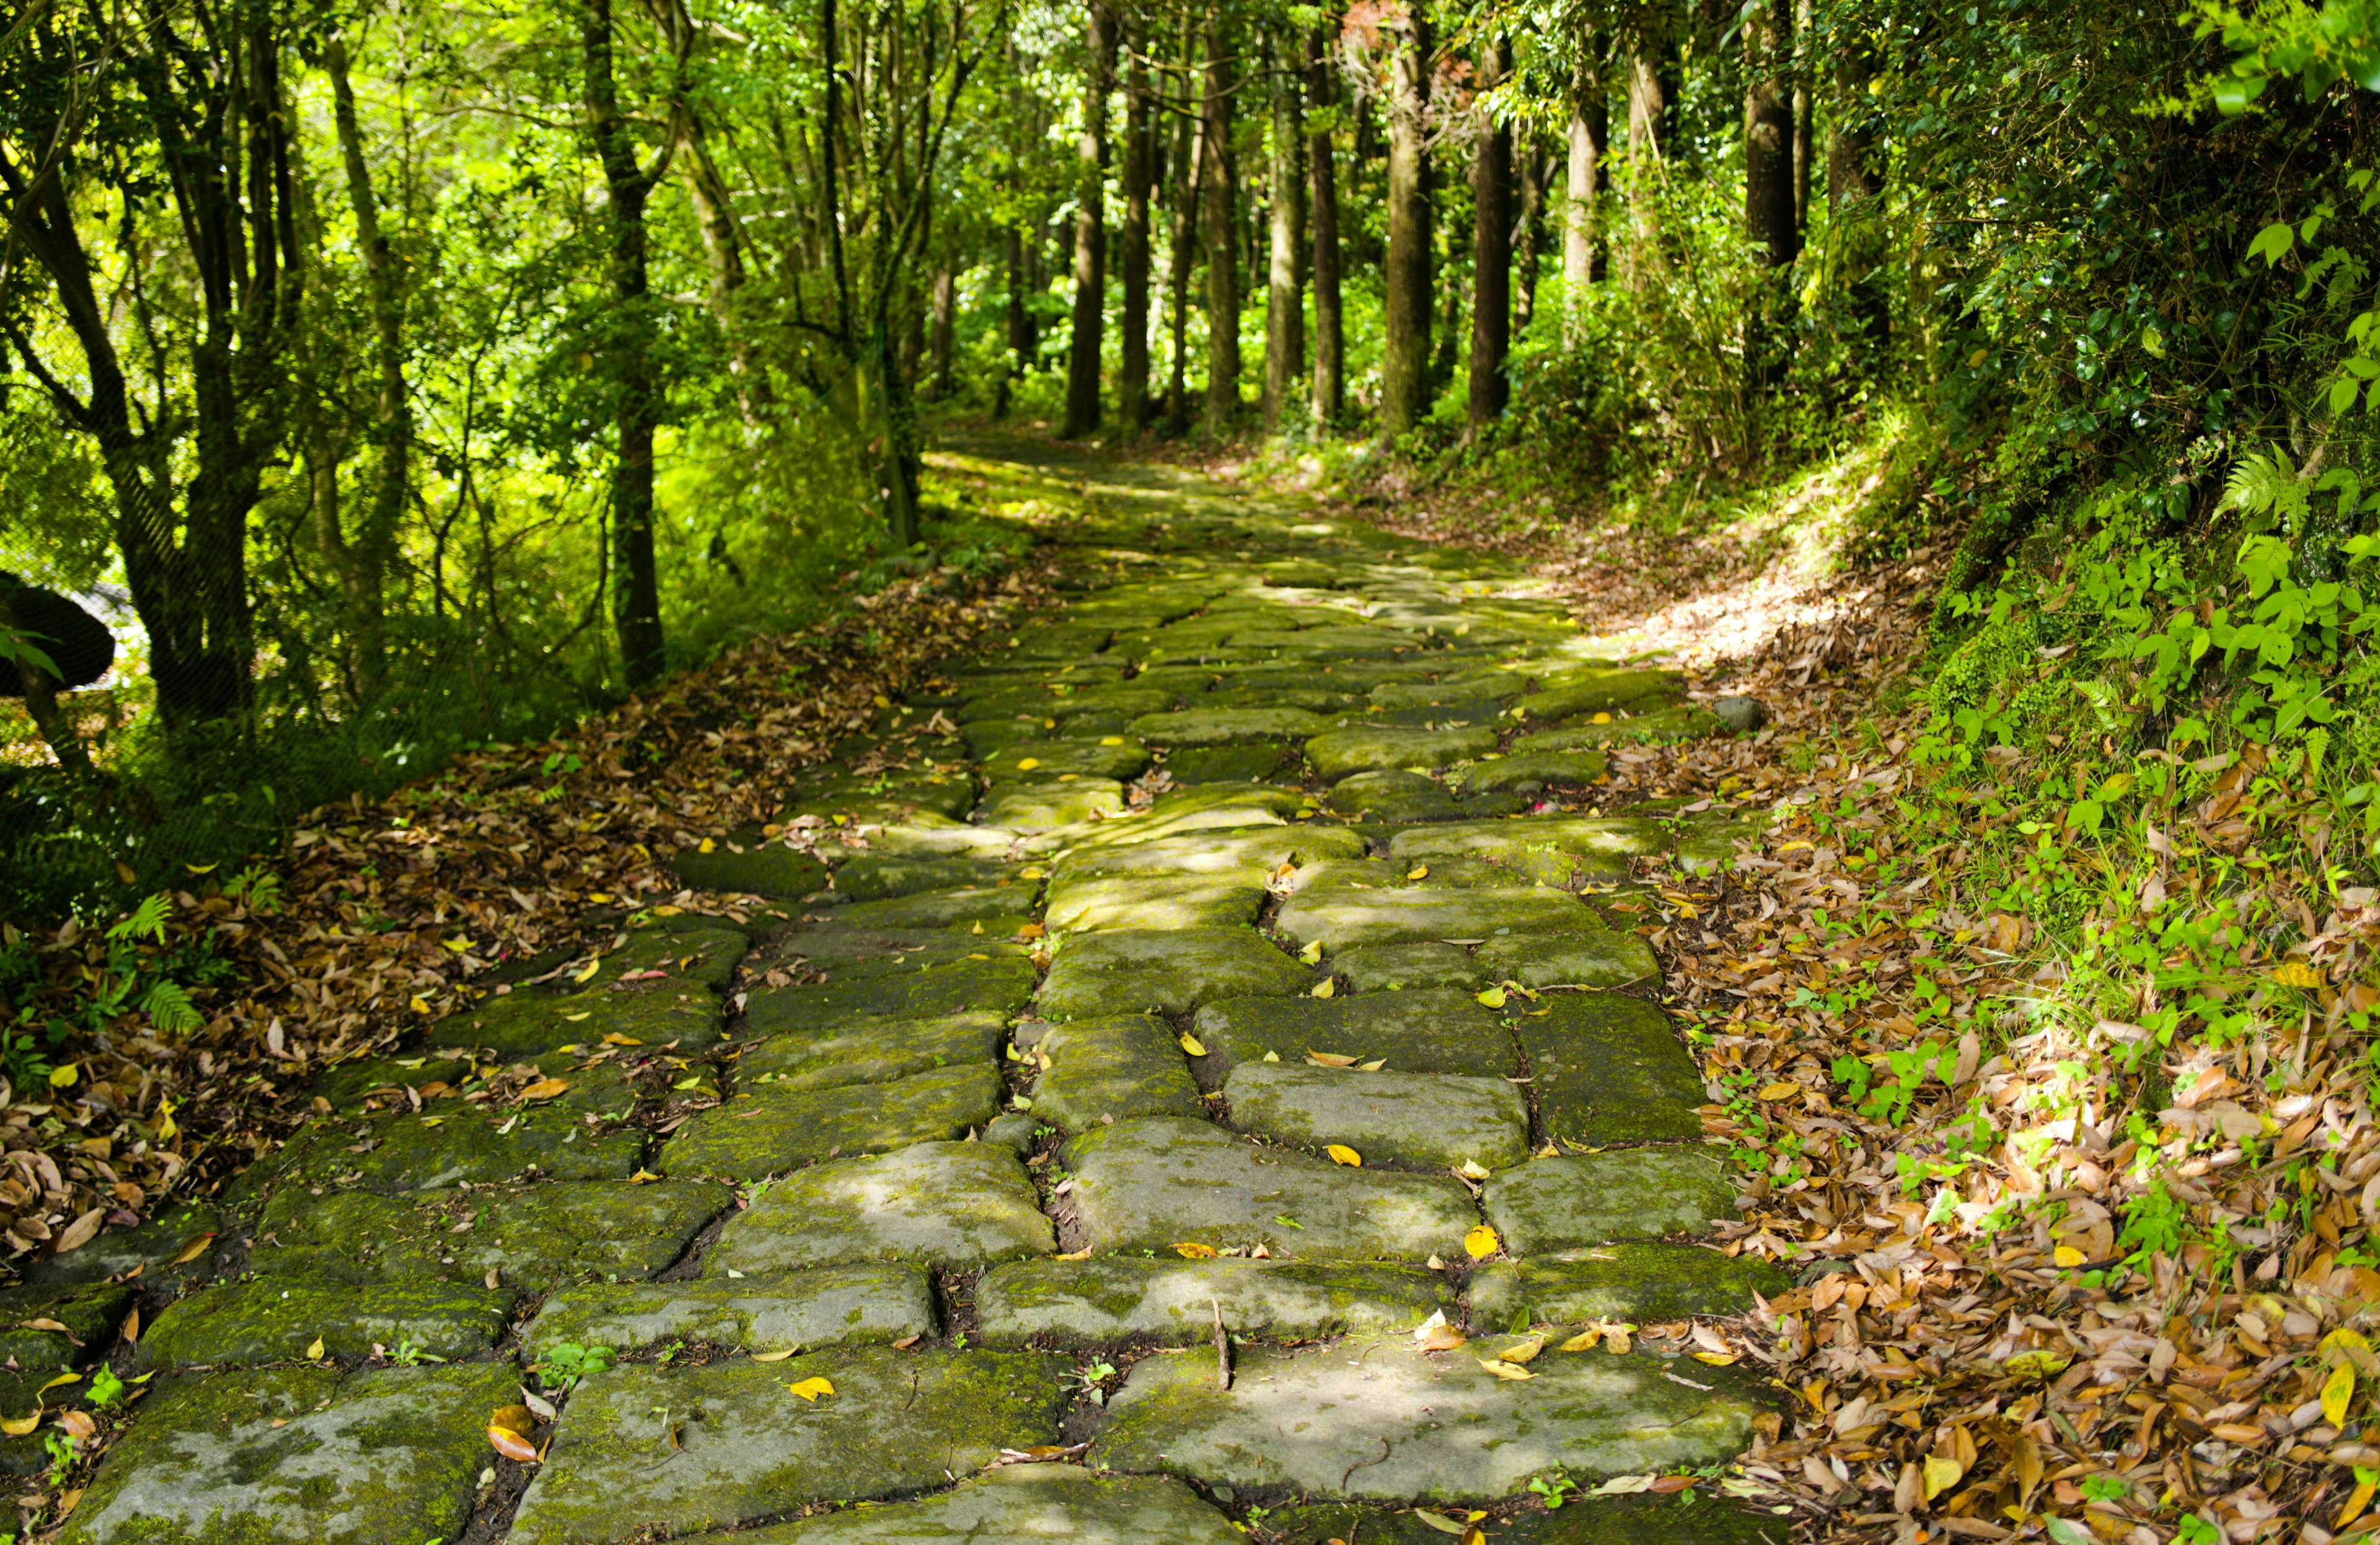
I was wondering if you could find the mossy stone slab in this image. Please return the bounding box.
[758,930,1032,982]
[1677,819,1763,876]
[522,1263,935,1357]
[1265,1495,1784,1545]
[1054,784,1307,850]
[831,853,1013,902]
[1514,705,1722,750]
[1062,1117,1474,1262]
[1468,1244,1794,1327]
[250,1179,729,1290]
[0,1371,53,1476]
[1326,769,1462,821]
[1515,669,1686,723]
[1093,1334,1759,1500]
[831,886,1038,933]
[1129,706,1333,746]
[138,1280,516,1370]
[663,1062,1003,1179]
[1222,1064,1529,1172]
[309,1052,478,1113]
[1042,870,1268,931]
[1054,823,1364,876]
[744,957,1036,1037]
[0,1280,134,1370]
[1368,674,1527,710]
[1515,995,1706,1150]
[1472,927,1658,988]
[1165,742,1296,783]
[726,1463,1243,1544]
[56,1362,516,1545]
[1274,885,1600,951]
[976,1257,1454,1347]
[671,843,830,897]
[1189,989,1515,1079]
[505,1349,1070,1545]
[20,1203,218,1289]
[1335,943,1485,993]
[1038,927,1310,1019]
[739,1010,1005,1094]
[1027,1013,1204,1129]
[1453,750,1609,795]
[1305,725,1498,780]
[260,1101,648,1193]
[434,983,723,1057]
[704,1140,1053,1272]
[602,917,751,992]
[859,817,1020,858]
[1386,816,1671,878]
[979,738,1151,781]
[978,778,1127,829]
[1484,1149,1739,1251]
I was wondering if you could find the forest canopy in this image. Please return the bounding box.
[6,0,2380,917]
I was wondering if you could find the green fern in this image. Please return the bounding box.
[2215,448,2312,532]
[139,980,203,1036]
[106,894,172,944]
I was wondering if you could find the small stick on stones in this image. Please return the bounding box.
[1211,1296,1231,1389]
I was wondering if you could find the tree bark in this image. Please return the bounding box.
[998,224,1029,418]
[928,265,956,399]
[1829,34,1889,352]
[584,0,673,685]
[1562,52,1607,338]
[1199,17,1241,434]
[1064,1,1115,438]
[1306,24,1344,425]
[1515,131,1546,332]
[1164,15,1201,436]
[1466,35,1512,433]
[1791,0,1813,237]
[1743,0,1796,394]
[1380,6,1433,438]
[1120,9,1155,429]
[1262,35,1307,434]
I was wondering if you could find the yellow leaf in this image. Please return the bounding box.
[2325,1360,2356,1428]
[1417,1325,1468,1352]
[1356,1058,1386,1071]
[488,1424,538,1461]
[1406,865,1429,880]
[1324,1144,1363,1167]
[15,1319,68,1336]
[627,1169,662,1184]
[0,1409,36,1437]
[1591,712,1612,724]
[1497,1336,1544,1365]
[786,1377,835,1401]
[2273,961,2325,990]
[1463,1225,1501,1260]
[518,1078,571,1103]
[588,891,612,902]
[33,1374,74,1396]
[1172,1242,1219,1259]
[1307,1051,1357,1067]
[305,1336,325,1360]
[1054,1246,1092,1261]
[48,1063,77,1088]
[1476,987,1507,1009]
[1298,940,1323,964]
[410,995,432,1015]
[698,838,717,855]
[571,958,602,984]
[1179,1033,1207,1056]
[1477,1358,1535,1381]
[2342,1478,2378,1530]
[1922,1455,1965,1501]
[1756,1082,1801,1101]
[750,1349,798,1363]
[2052,1244,2086,1268]
[489,1404,537,1437]
[1100,737,1123,746]
[1693,1352,1739,1366]
[1559,1329,1602,1353]
[115,862,137,884]
[1015,757,1041,772]
[169,1232,216,1267]
[185,862,218,876]
[1311,979,1336,998]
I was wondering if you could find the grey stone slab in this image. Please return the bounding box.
[0,1280,132,1371]
[1472,927,1659,988]
[740,1010,1005,1093]
[522,1264,937,1357]
[138,1280,517,1369]
[1038,927,1311,1019]
[1054,783,1310,849]
[976,1257,1453,1347]
[1514,705,1723,751]
[1062,1117,1474,1262]
[1325,769,1463,821]
[671,843,830,897]
[978,778,1127,828]
[831,853,1014,901]
[1468,1244,1795,1328]
[1265,1495,1787,1545]
[1054,823,1365,876]
[1129,706,1334,746]
[21,1202,218,1289]
[705,1140,1054,1272]
[1515,995,1707,1149]
[1387,816,1671,883]
[663,1062,1004,1179]
[725,1463,1243,1544]
[434,982,724,1057]
[1028,1013,1204,1129]
[1274,884,1602,951]
[979,738,1151,781]
[257,1096,647,1194]
[250,1180,730,1292]
[1042,869,1269,931]
[831,885,1038,933]
[1484,1148,1739,1250]
[1515,668,1686,723]
[58,1362,516,1545]
[744,956,1037,1037]
[1222,1063,1529,1171]
[1305,725,1499,780]
[1368,673,1528,710]
[506,1349,1069,1545]
[1189,988,1515,1078]
[1091,1334,1760,1500]
[1453,749,1609,795]
[1334,943,1486,993]
[603,917,752,993]
[1164,742,1296,783]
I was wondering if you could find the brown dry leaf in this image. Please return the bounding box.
[1172,1242,1219,1259]
[55,1409,95,1441]
[15,1318,69,1336]
[168,1233,216,1266]
[750,1349,798,1363]
[1305,1050,1357,1068]
[52,1208,103,1254]
[487,1424,539,1462]
[516,1078,570,1103]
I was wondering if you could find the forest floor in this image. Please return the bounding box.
[9,441,2371,1545]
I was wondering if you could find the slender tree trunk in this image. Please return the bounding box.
[928,265,956,399]
[1380,7,1433,438]
[1744,0,1797,390]
[998,225,1029,418]
[1120,11,1154,429]
[1791,0,1813,237]
[1515,133,1545,332]
[1165,19,1200,436]
[1563,53,1606,339]
[1064,2,1115,437]
[1199,17,1241,434]
[1466,36,1512,433]
[584,0,671,685]
[1263,35,1307,434]
[1306,24,1344,425]
[1623,35,1675,291]
[1829,37,1889,353]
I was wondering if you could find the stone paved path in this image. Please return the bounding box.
[33,453,1792,1544]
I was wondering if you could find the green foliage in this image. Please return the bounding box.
[534,1342,615,1391]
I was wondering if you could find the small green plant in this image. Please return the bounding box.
[1065,1359,1118,1406]
[1528,1470,1579,1508]
[41,1429,74,1486]
[86,1366,126,1410]
[2078,1474,2130,1505]
[2174,1515,2224,1545]
[657,1339,685,1367]
[536,1342,615,1391]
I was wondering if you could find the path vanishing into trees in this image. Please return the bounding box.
[19,449,1796,1545]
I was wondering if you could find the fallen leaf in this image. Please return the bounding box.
[1463,1225,1501,1260]
[571,958,602,984]
[1923,1454,1965,1500]
[1173,1242,1218,1259]
[1756,1081,1801,1101]
[518,1078,571,1103]
[0,1408,38,1437]
[488,1404,536,1437]
[1406,866,1429,880]
[1560,1328,1602,1353]
[2273,961,2325,989]
[53,1208,103,1254]
[488,1424,538,1462]
[2326,1360,2356,1428]
[1476,987,1507,1009]
[751,1349,797,1363]
[1179,1032,1207,1057]
[786,1376,835,1401]
[601,1032,643,1047]
[1298,940,1323,964]
[168,1233,216,1266]
[55,1409,94,1441]
[305,1336,325,1360]
[1310,979,1336,998]
[1324,1143,1363,1166]
[1477,1358,1535,1381]
[1409,1512,1468,1536]
[15,1318,69,1335]
[1306,1050,1358,1067]
[1496,1336,1545,1365]
[2052,1244,2086,1268]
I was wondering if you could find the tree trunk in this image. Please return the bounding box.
[1744,0,1797,392]
[1515,132,1546,332]
[1064,2,1115,438]
[1199,17,1241,434]
[1562,53,1607,338]
[998,225,1029,418]
[928,265,956,399]
[1829,36,1889,353]
[1165,16,1201,436]
[1263,35,1307,435]
[584,0,671,685]
[1466,36,1512,433]
[1791,0,1813,237]
[1120,10,1154,430]
[1306,24,1344,425]
[1380,7,1433,438]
